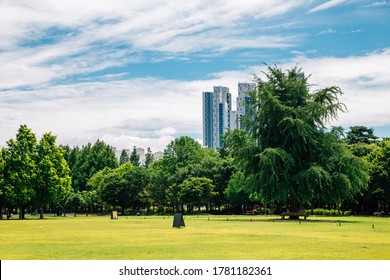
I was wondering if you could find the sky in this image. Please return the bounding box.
[0,0,389,152]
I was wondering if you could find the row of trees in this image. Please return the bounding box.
[1,66,389,219]
[0,125,71,219]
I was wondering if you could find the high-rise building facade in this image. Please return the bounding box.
[203,82,256,149]
[202,86,232,149]
[236,82,256,129]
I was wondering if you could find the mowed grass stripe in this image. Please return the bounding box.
[0,215,389,259]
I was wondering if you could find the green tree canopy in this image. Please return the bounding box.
[346,126,378,145]
[119,149,130,165]
[224,171,251,213]
[129,146,140,166]
[4,125,37,219]
[71,140,118,191]
[144,147,154,168]
[66,191,85,216]
[231,66,369,214]
[99,163,149,214]
[35,133,72,219]
[365,139,390,211]
[177,177,216,214]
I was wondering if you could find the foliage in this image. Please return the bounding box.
[81,190,98,216]
[119,149,130,165]
[177,177,216,213]
[34,133,72,219]
[4,125,37,219]
[312,208,351,216]
[224,171,251,212]
[365,139,390,211]
[71,140,118,191]
[231,66,369,211]
[99,164,149,214]
[144,147,154,168]
[348,142,376,157]
[129,146,140,166]
[163,136,204,170]
[148,136,205,207]
[65,191,85,216]
[346,126,378,144]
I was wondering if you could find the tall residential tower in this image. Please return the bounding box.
[202,86,232,149]
[203,82,256,149]
[236,82,256,129]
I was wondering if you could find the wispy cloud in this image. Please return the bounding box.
[367,1,390,7]
[1,49,389,150]
[317,28,337,35]
[0,1,388,150]
[285,48,390,127]
[308,0,347,14]
[0,0,309,90]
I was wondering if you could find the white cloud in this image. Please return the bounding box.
[101,134,175,152]
[0,0,307,89]
[368,1,390,7]
[284,48,390,127]
[0,77,205,151]
[0,0,388,151]
[2,49,389,151]
[317,29,337,35]
[154,127,178,136]
[308,0,347,14]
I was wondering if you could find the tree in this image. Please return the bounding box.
[129,146,140,166]
[144,147,154,168]
[346,126,378,144]
[164,136,203,168]
[146,136,205,211]
[165,183,182,213]
[81,190,98,216]
[119,149,129,165]
[163,136,204,186]
[66,191,85,216]
[34,133,72,219]
[178,177,216,214]
[86,167,112,213]
[365,139,390,212]
[71,140,118,191]
[5,125,37,219]
[188,148,235,212]
[147,159,171,211]
[224,171,251,214]
[99,164,149,214]
[234,66,369,216]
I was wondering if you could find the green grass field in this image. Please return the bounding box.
[1,215,389,260]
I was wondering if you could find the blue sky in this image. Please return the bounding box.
[0,0,389,151]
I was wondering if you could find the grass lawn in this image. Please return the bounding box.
[0,214,389,260]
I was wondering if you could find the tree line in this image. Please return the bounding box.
[1,66,389,219]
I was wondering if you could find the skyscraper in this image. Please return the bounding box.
[202,86,232,149]
[236,82,256,129]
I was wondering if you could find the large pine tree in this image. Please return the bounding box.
[233,66,369,215]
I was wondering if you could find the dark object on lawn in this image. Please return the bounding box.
[173,213,185,228]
